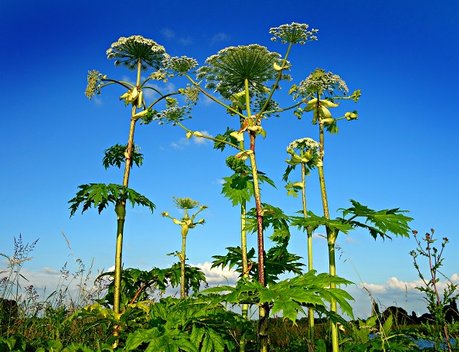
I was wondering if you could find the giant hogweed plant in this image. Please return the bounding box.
[162,197,207,299]
[290,68,412,351]
[69,36,193,319]
[283,137,321,337]
[163,23,356,352]
[166,23,322,352]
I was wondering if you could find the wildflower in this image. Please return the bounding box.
[286,137,321,168]
[149,70,168,81]
[270,22,318,44]
[179,85,200,103]
[85,70,103,99]
[197,44,282,98]
[174,197,200,210]
[106,35,169,70]
[167,56,198,75]
[294,68,348,99]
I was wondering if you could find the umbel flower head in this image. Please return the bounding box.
[197,44,283,98]
[85,70,104,99]
[286,137,321,168]
[270,22,318,44]
[106,35,169,70]
[295,68,348,98]
[167,56,198,75]
[174,197,200,210]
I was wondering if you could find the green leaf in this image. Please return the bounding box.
[213,128,239,151]
[68,183,155,216]
[339,199,413,240]
[290,211,353,234]
[102,144,143,169]
[221,174,254,206]
[245,203,291,242]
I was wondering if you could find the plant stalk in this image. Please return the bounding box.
[180,226,188,299]
[113,59,142,316]
[301,163,315,339]
[316,94,339,352]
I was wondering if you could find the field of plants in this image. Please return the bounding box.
[1,22,458,351]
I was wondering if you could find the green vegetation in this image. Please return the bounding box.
[1,23,458,352]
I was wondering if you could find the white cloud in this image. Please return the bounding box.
[170,130,212,149]
[193,130,212,144]
[360,273,459,296]
[179,37,193,46]
[161,28,175,40]
[312,232,326,240]
[211,32,230,45]
[199,95,214,106]
[195,261,239,284]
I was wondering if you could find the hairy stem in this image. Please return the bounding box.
[316,94,339,352]
[180,226,188,299]
[302,163,315,338]
[113,59,142,317]
[239,114,249,352]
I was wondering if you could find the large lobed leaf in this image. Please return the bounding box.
[339,199,413,240]
[68,183,155,216]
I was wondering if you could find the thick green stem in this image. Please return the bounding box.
[113,60,142,316]
[180,226,188,299]
[244,79,268,352]
[113,216,125,315]
[258,303,270,352]
[316,95,339,351]
[259,43,293,115]
[302,164,315,338]
[238,110,249,352]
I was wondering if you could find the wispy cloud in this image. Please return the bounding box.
[170,130,212,149]
[161,28,192,46]
[179,37,193,46]
[361,274,459,295]
[161,28,175,40]
[143,82,177,99]
[211,32,230,46]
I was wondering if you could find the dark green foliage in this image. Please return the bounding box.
[290,210,353,235]
[212,244,303,284]
[213,128,239,151]
[102,144,143,169]
[221,156,275,206]
[96,264,207,309]
[204,271,354,322]
[339,199,413,240]
[68,183,155,216]
[245,203,290,242]
[212,246,255,276]
[124,296,241,352]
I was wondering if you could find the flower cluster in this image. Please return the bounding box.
[85,70,104,99]
[149,70,168,81]
[270,22,318,45]
[106,35,169,70]
[174,197,200,210]
[167,56,198,75]
[286,137,321,168]
[297,68,348,98]
[287,137,320,154]
[179,85,200,103]
[197,44,281,98]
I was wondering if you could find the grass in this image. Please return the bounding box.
[1,235,458,351]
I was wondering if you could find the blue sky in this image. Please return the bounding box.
[1,0,458,318]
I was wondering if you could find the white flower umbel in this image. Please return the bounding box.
[269,22,318,44]
[106,35,169,70]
